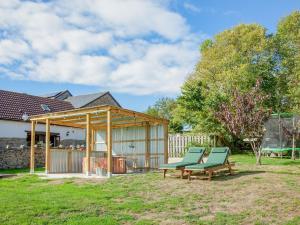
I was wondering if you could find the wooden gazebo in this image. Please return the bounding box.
[29,105,169,177]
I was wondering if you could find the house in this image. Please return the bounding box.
[0,89,121,169]
[42,90,121,108]
[64,92,121,108]
[40,90,73,100]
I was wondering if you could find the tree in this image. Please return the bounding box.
[215,81,271,165]
[173,75,203,129]
[145,97,183,133]
[276,11,300,112]
[196,24,277,104]
[175,24,277,149]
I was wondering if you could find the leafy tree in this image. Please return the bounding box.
[174,24,277,149]
[276,11,300,112]
[197,24,277,106]
[215,81,271,165]
[145,97,183,133]
[173,75,203,129]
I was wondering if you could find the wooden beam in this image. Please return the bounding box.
[145,122,150,170]
[32,120,85,129]
[163,123,169,164]
[31,106,110,121]
[31,105,168,128]
[86,113,91,176]
[107,110,113,178]
[30,121,36,174]
[52,116,141,129]
[50,121,85,129]
[111,108,168,124]
[92,121,149,130]
[45,118,50,173]
[53,113,123,124]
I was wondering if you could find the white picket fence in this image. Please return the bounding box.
[168,134,215,157]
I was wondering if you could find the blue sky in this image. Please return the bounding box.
[0,0,299,111]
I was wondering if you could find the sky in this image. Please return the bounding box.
[0,0,299,111]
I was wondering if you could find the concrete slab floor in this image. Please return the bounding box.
[36,173,107,179]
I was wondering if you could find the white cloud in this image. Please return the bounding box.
[183,3,202,13]
[0,0,203,95]
[0,39,29,64]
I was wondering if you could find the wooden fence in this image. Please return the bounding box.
[168,134,216,157]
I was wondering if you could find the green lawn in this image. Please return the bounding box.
[0,154,300,225]
[231,153,300,166]
[0,167,44,174]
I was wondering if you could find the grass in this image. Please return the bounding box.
[0,154,300,225]
[231,153,300,166]
[0,167,44,174]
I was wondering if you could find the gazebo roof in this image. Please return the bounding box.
[30,105,168,129]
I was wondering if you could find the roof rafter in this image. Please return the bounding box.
[30,105,169,127]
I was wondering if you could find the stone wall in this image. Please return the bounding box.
[0,138,84,169]
[0,137,27,149]
[0,146,45,169]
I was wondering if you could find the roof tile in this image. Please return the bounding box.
[0,90,74,121]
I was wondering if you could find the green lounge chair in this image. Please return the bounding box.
[184,147,234,181]
[159,147,206,178]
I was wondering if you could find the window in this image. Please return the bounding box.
[41,104,51,112]
[26,132,60,147]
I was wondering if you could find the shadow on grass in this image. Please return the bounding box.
[213,170,266,181]
[277,160,300,166]
[185,170,266,181]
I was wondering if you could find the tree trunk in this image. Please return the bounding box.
[255,150,262,165]
[292,149,296,160]
[251,141,262,165]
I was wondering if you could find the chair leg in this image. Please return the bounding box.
[228,165,233,175]
[208,170,213,181]
[180,169,184,179]
[188,170,192,181]
[163,169,167,179]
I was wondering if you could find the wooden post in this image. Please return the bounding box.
[45,118,50,174]
[145,122,150,170]
[163,123,168,164]
[91,129,95,151]
[107,110,113,178]
[30,121,36,174]
[86,113,91,176]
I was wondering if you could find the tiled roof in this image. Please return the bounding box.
[0,90,74,121]
[65,92,107,108]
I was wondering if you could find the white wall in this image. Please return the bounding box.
[0,120,85,140]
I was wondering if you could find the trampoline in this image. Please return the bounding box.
[261,113,300,158]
